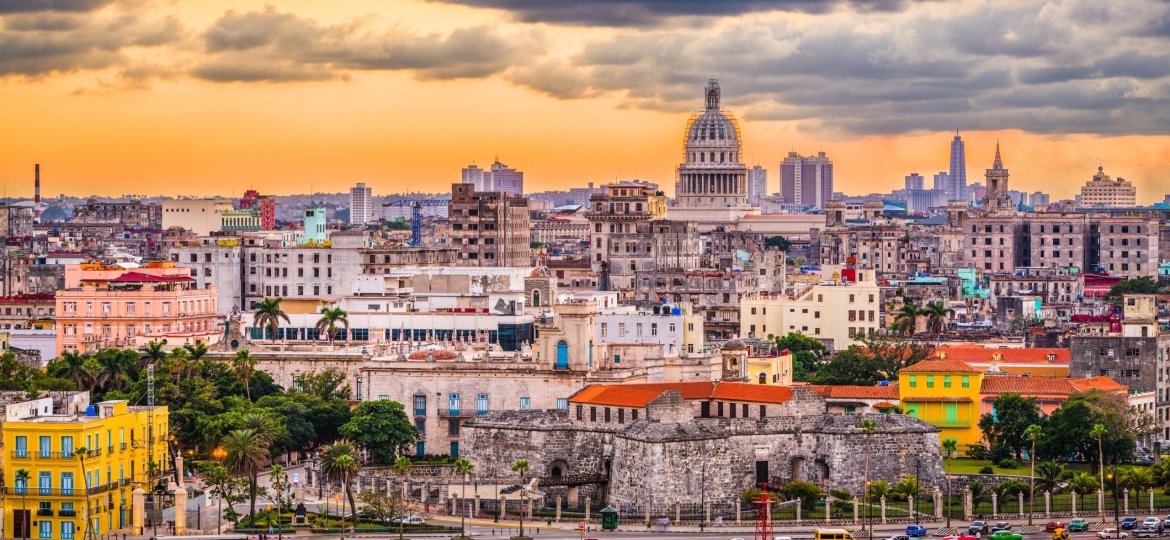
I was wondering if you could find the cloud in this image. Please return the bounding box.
[0,0,114,14]
[192,8,536,83]
[430,0,925,27]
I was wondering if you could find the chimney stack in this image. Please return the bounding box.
[34,163,41,223]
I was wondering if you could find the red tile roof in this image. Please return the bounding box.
[980,375,1126,398]
[901,359,981,373]
[934,345,1070,365]
[872,402,896,409]
[809,385,899,399]
[569,381,796,407]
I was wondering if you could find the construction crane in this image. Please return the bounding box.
[383,200,424,246]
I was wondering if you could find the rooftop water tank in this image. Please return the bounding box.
[85,405,98,417]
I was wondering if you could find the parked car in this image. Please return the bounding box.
[1133,529,1159,538]
[886,536,912,540]
[990,530,1023,540]
[1142,517,1163,531]
[1069,519,1091,532]
[1123,517,1140,530]
[1099,528,1130,539]
[906,524,928,537]
[943,535,978,540]
[970,521,990,535]
[1046,521,1066,532]
[1163,517,1170,530]
[991,522,1014,533]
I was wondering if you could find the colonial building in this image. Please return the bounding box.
[739,265,882,350]
[1079,166,1137,208]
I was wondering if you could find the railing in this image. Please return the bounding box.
[37,509,54,516]
[538,473,608,487]
[120,443,127,450]
[3,488,80,496]
[108,446,114,454]
[59,509,77,517]
[438,408,487,418]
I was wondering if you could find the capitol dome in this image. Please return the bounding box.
[674,79,749,208]
[686,83,740,150]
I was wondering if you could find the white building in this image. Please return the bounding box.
[350,182,374,225]
[1078,166,1137,208]
[461,165,486,191]
[747,165,768,206]
[596,304,705,359]
[162,198,233,235]
[738,265,882,350]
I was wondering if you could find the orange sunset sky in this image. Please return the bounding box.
[1,0,1169,201]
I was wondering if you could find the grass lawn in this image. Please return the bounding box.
[944,459,1124,476]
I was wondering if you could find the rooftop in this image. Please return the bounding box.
[901,358,982,374]
[569,381,794,408]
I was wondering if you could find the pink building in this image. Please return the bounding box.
[56,262,219,354]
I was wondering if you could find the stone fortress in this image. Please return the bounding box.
[462,381,946,509]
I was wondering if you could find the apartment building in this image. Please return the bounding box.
[448,183,531,267]
[739,266,881,350]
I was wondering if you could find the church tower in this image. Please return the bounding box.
[981,142,1014,213]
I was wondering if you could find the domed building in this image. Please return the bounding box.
[674,79,749,209]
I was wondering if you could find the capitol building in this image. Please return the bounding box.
[668,79,764,230]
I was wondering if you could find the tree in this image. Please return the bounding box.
[968,481,991,507]
[783,480,824,507]
[994,478,1029,501]
[15,468,29,540]
[359,490,405,526]
[922,301,954,339]
[811,334,931,385]
[771,333,829,381]
[1024,424,1043,524]
[1104,277,1168,307]
[1039,390,1147,464]
[764,235,791,251]
[978,393,1044,460]
[140,339,167,366]
[1069,472,1100,506]
[1035,461,1065,495]
[183,342,209,379]
[942,438,957,527]
[50,350,93,390]
[315,307,350,346]
[454,457,474,537]
[222,428,270,525]
[890,477,918,501]
[269,464,292,536]
[866,479,891,502]
[892,303,921,335]
[338,400,418,465]
[392,456,413,540]
[321,439,361,533]
[1091,423,1107,489]
[512,459,530,537]
[293,368,351,401]
[1124,467,1154,497]
[253,297,291,339]
[232,349,258,400]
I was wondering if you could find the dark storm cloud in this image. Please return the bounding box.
[0,10,183,77]
[193,8,534,83]
[0,0,114,13]
[429,0,923,27]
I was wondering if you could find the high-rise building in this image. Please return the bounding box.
[487,160,524,196]
[933,171,949,192]
[780,151,834,210]
[1078,166,1137,208]
[747,165,768,206]
[461,164,486,191]
[1029,191,1050,207]
[449,183,531,266]
[905,172,925,191]
[239,189,276,230]
[349,182,373,225]
[948,133,967,201]
[674,79,749,208]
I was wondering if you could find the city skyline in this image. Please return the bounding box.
[1,0,1169,201]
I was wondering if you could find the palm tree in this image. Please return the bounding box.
[392,456,413,540]
[183,341,209,378]
[859,418,878,536]
[315,307,350,346]
[511,459,531,537]
[968,481,991,511]
[1024,424,1043,524]
[1036,460,1065,495]
[1090,423,1108,492]
[893,304,921,335]
[922,301,954,341]
[1124,467,1154,498]
[942,438,958,527]
[222,428,270,526]
[454,458,474,537]
[253,297,290,340]
[15,468,29,540]
[1069,472,1101,511]
[867,479,892,501]
[75,447,94,540]
[52,350,93,390]
[139,339,167,367]
[93,350,126,392]
[232,349,258,400]
[321,440,361,533]
[239,411,276,443]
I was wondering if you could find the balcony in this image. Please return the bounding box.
[9,451,75,460]
[438,408,487,418]
[3,488,79,496]
[120,443,127,450]
[37,509,54,517]
[59,510,77,517]
[108,445,114,454]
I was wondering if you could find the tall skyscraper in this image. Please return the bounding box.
[780,151,833,210]
[948,133,967,201]
[747,165,767,206]
[487,160,524,196]
[904,172,925,191]
[349,182,373,225]
[932,171,949,192]
[461,165,486,191]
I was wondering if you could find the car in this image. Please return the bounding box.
[1134,530,1160,539]
[390,516,426,525]
[1069,519,1091,532]
[990,531,1023,540]
[1100,530,1131,539]
[776,537,793,540]
[1124,517,1140,530]
[1144,517,1162,529]
[1047,522,1066,532]
[970,521,991,535]
[907,525,928,537]
[886,536,911,540]
[943,536,978,540]
[991,522,1014,533]
[1163,517,1170,530]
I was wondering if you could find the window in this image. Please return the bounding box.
[39,521,51,539]
[961,376,970,389]
[14,435,27,457]
[448,420,460,436]
[519,397,531,410]
[908,376,917,388]
[576,405,584,421]
[944,403,958,425]
[943,376,952,388]
[39,436,50,458]
[62,436,73,457]
[62,522,75,540]
[604,407,611,422]
[413,395,427,416]
[61,472,73,495]
[590,406,597,422]
[477,393,489,415]
[926,376,934,388]
[557,398,568,411]
[448,393,460,415]
[39,471,51,495]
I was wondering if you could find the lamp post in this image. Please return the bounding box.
[333,493,341,530]
[211,446,227,532]
[494,474,500,523]
[1107,469,1120,538]
[266,504,272,535]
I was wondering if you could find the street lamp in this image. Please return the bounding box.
[211,446,227,533]
[1107,470,1120,538]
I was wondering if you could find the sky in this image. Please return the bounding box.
[1,0,1169,201]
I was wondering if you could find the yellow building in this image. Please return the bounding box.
[2,394,169,540]
[898,359,983,451]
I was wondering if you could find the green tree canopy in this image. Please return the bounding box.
[765,236,791,251]
[1104,277,1168,307]
[811,333,931,385]
[338,400,418,465]
[978,393,1044,460]
[1039,389,1150,463]
[771,332,829,381]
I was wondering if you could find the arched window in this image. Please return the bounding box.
[758,373,767,384]
[556,340,569,370]
[476,393,489,415]
[532,289,541,307]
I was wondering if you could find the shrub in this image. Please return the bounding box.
[979,466,995,474]
[966,443,990,460]
[999,459,1018,469]
[830,488,854,501]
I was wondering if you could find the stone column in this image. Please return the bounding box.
[854,498,860,524]
[585,498,591,523]
[1045,491,1051,517]
[556,497,561,523]
[880,496,887,524]
[735,500,741,525]
[705,502,711,527]
[1071,491,1077,517]
[963,487,973,520]
[826,497,832,523]
[476,494,482,517]
[1124,489,1129,513]
[796,499,802,524]
[992,492,999,518]
[500,497,506,519]
[1151,489,1156,513]
[173,487,187,536]
[527,496,533,520]
[421,483,428,505]
[645,504,650,526]
[934,489,943,519]
[1018,492,1024,518]
[132,487,146,536]
[675,503,681,525]
[908,495,914,519]
[174,455,185,489]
